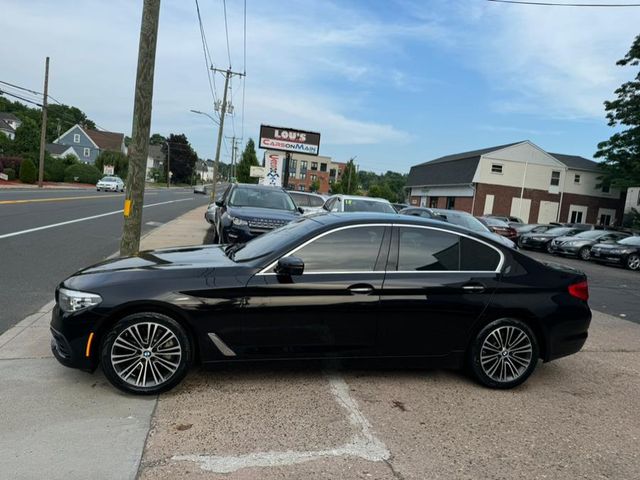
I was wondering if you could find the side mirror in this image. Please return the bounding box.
[275,256,304,276]
[215,200,224,207]
[298,206,305,214]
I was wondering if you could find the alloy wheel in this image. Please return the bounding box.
[579,247,591,260]
[628,254,640,271]
[479,326,533,383]
[110,322,182,388]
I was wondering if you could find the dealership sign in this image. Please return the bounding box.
[259,125,321,156]
[261,153,284,187]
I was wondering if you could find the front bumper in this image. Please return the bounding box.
[50,304,102,372]
[590,250,623,264]
[549,244,582,255]
[520,237,549,249]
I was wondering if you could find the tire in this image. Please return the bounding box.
[101,312,192,395]
[545,242,553,254]
[517,237,524,248]
[578,246,591,261]
[96,188,100,192]
[626,254,640,271]
[468,318,539,389]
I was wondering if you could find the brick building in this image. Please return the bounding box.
[407,141,623,226]
[263,150,346,194]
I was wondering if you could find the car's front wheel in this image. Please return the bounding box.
[626,254,640,271]
[468,318,539,389]
[101,312,192,395]
[545,242,553,254]
[579,246,590,260]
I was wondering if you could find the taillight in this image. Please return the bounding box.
[568,280,589,301]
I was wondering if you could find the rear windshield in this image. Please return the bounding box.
[343,198,395,213]
[545,227,572,235]
[619,236,640,246]
[574,230,608,239]
[435,211,488,233]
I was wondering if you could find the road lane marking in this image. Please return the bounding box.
[0,198,193,239]
[171,374,389,474]
[0,192,160,205]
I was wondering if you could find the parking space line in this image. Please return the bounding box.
[171,374,389,474]
[0,198,193,239]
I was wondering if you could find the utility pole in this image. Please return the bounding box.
[120,0,161,257]
[37,56,49,188]
[164,140,170,188]
[225,135,238,182]
[211,67,244,199]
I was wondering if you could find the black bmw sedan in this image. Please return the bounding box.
[590,235,640,270]
[50,213,591,395]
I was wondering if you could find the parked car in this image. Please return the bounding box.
[486,215,524,224]
[392,203,409,212]
[519,227,584,253]
[512,224,555,247]
[398,206,444,220]
[549,230,630,260]
[322,194,396,213]
[50,212,591,394]
[478,217,518,241]
[590,235,640,270]
[96,176,124,192]
[194,184,213,195]
[288,191,327,215]
[424,208,517,249]
[210,183,302,244]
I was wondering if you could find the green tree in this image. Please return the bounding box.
[236,138,260,184]
[149,133,166,145]
[95,150,129,178]
[12,118,40,157]
[162,133,198,183]
[19,158,37,184]
[595,34,640,189]
[331,159,358,194]
[368,183,396,202]
[310,179,321,192]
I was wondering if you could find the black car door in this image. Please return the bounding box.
[378,225,502,356]
[240,224,391,358]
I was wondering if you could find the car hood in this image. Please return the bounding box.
[75,245,236,276]
[554,235,590,244]
[226,206,300,220]
[524,232,561,240]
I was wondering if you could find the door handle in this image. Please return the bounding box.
[462,284,485,293]
[348,285,374,295]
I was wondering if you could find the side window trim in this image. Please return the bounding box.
[257,223,393,275]
[387,225,504,273]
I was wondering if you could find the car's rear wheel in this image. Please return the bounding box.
[516,237,524,248]
[468,318,539,389]
[101,312,192,395]
[579,246,590,260]
[545,242,553,254]
[626,254,640,271]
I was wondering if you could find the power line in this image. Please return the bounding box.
[0,89,42,107]
[195,0,219,109]
[241,0,247,142]
[488,0,640,6]
[222,0,232,68]
[0,79,41,96]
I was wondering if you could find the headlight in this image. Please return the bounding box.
[231,217,248,226]
[612,248,634,254]
[58,288,102,313]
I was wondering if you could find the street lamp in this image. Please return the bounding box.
[190,109,220,185]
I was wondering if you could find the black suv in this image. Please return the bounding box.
[212,183,302,243]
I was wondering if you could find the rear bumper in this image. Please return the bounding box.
[544,309,592,362]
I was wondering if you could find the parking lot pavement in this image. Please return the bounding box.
[138,310,640,480]
[523,249,640,323]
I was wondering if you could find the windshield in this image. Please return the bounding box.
[232,217,318,262]
[343,198,396,213]
[574,230,608,239]
[544,227,572,236]
[228,186,296,211]
[619,236,640,246]
[434,211,488,233]
[483,217,509,227]
[102,177,117,182]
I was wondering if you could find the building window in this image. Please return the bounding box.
[329,168,336,178]
[290,159,297,171]
[491,164,503,174]
[300,172,306,180]
[574,174,581,184]
[310,174,317,182]
[74,134,80,143]
[311,162,318,171]
[298,185,305,191]
[429,197,438,208]
[570,210,584,223]
[320,163,327,172]
[300,160,308,171]
[83,148,90,157]
[550,171,560,187]
[446,197,455,209]
[602,183,610,194]
[289,172,296,179]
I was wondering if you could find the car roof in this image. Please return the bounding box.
[330,194,391,203]
[232,183,286,192]
[289,191,323,197]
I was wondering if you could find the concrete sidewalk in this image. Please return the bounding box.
[0,204,211,480]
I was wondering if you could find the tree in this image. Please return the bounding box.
[331,159,359,194]
[162,133,197,183]
[310,179,320,192]
[236,138,260,184]
[12,118,40,157]
[368,183,396,202]
[19,159,37,184]
[149,133,166,145]
[96,150,129,178]
[595,34,640,189]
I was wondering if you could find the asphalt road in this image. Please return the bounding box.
[0,187,211,334]
[524,248,640,324]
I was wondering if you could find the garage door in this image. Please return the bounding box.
[537,201,559,224]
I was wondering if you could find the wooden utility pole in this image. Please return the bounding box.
[120,0,161,257]
[225,135,238,182]
[37,56,49,188]
[164,140,170,188]
[211,67,244,199]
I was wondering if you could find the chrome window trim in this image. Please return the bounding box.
[257,223,392,275]
[257,223,505,275]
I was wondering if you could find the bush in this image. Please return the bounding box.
[0,156,24,176]
[4,168,16,180]
[45,154,78,182]
[19,159,37,184]
[63,163,102,184]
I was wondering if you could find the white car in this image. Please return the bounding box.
[96,176,125,192]
[288,191,327,215]
[322,194,396,214]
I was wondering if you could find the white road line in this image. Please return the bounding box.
[0,198,193,239]
[172,374,389,474]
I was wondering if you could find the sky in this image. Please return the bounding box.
[1,0,639,174]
